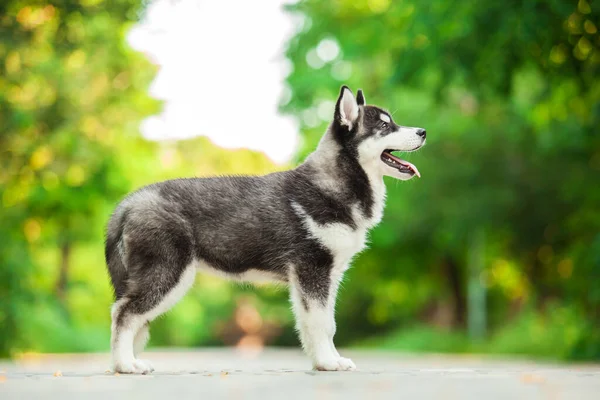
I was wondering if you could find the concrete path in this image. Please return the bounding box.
[1,348,599,399]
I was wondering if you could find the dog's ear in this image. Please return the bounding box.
[356,89,366,106]
[335,85,359,129]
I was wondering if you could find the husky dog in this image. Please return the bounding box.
[105,86,426,373]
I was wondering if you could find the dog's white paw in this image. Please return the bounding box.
[113,360,136,374]
[113,358,154,374]
[314,357,356,371]
[134,359,154,374]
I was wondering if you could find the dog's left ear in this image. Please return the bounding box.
[335,85,359,130]
[356,89,366,106]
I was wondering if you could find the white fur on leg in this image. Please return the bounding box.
[289,272,356,371]
[111,301,151,374]
[110,265,196,374]
[133,324,150,357]
[133,324,154,372]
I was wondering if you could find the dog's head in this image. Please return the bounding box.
[330,86,426,180]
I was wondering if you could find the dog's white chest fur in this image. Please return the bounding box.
[292,179,385,272]
[303,209,367,266]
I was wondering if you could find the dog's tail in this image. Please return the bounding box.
[104,207,129,300]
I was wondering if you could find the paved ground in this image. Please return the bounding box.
[1,348,599,399]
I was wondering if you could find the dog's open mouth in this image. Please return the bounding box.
[381,150,421,177]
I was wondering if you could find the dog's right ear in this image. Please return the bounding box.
[356,89,366,106]
[335,85,359,130]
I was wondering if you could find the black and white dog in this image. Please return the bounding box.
[105,86,426,373]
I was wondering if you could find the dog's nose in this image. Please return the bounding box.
[416,128,426,138]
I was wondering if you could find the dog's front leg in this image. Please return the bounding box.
[289,268,356,371]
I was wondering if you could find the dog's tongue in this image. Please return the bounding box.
[399,159,421,178]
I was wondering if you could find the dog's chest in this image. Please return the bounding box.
[292,179,386,268]
[314,220,368,265]
[293,202,372,267]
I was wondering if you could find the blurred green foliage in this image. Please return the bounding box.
[0,1,291,357]
[0,0,160,355]
[1,0,599,361]
[282,0,600,360]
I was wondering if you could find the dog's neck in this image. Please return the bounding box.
[303,132,344,182]
[307,130,383,182]
[300,130,387,226]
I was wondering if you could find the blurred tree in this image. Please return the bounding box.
[282,0,599,358]
[0,0,159,355]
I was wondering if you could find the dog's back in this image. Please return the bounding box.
[106,175,287,295]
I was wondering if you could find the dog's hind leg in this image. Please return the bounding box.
[133,323,150,357]
[130,323,153,372]
[289,263,355,371]
[111,298,149,374]
[111,264,196,374]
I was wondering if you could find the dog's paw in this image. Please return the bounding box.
[134,359,155,374]
[113,360,136,374]
[113,358,154,374]
[314,357,356,371]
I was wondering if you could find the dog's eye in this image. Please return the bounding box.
[380,122,389,129]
